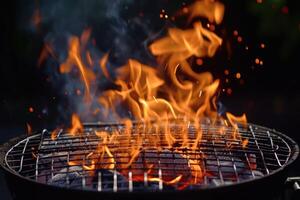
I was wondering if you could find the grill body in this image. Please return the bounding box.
[0,122,299,200]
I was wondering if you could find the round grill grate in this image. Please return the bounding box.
[4,121,299,192]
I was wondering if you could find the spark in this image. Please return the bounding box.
[281,6,289,14]
[224,69,229,75]
[259,60,264,66]
[76,89,82,96]
[29,107,34,113]
[237,36,243,43]
[196,58,203,65]
[182,7,188,13]
[233,30,238,36]
[227,88,232,95]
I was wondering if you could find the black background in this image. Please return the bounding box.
[0,1,299,199]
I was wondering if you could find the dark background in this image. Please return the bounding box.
[0,0,299,199]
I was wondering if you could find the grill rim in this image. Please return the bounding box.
[0,122,299,194]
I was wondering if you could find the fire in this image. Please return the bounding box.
[187,0,225,24]
[149,175,183,185]
[47,0,249,189]
[60,33,96,102]
[69,114,83,136]
[26,123,32,135]
[32,7,41,30]
[99,53,110,79]
[50,128,60,141]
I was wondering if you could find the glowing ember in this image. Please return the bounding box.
[28,107,34,113]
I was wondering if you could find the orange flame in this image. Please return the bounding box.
[51,128,60,141]
[26,123,32,135]
[60,33,96,102]
[50,0,250,189]
[99,53,110,79]
[186,0,225,24]
[32,8,41,30]
[69,114,83,136]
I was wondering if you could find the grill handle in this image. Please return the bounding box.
[285,177,300,200]
[286,177,300,190]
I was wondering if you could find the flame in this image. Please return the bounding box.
[149,175,183,185]
[226,112,247,129]
[49,0,251,189]
[99,53,110,79]
[60,32,96,102]
[242,139,249,148]
[69,114,83,135]
[38,43,56,67]
[186,0,225,24]
[26,123,32,135]
[83,160,96,171]
[51,128,60,141]
[32,7,41,30]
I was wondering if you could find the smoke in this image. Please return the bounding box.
[21,0,164,62]
[17,0,171,123]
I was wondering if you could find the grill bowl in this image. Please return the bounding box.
[1,121,299,200]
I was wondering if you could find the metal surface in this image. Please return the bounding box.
[3,121,299,193]
[286,177,300,191]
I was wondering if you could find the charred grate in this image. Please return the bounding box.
[4,121,297,192]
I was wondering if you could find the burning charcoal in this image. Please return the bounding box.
[206,153,257,174]
[130,149,192,187]
[205,153,264,184]
[92,169,128,191]
[48,166,83,187]
[206,155,247,174]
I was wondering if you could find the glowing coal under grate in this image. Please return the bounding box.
[4,121,295,192]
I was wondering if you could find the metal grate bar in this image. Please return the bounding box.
[249,126,269,174]
[244,152,255,178]
[51,129,63,179]
[18,138,29,173]
[4,122,298,192]
[97,171,102,191]
[66,152,70,186]
[212,140,224,184]
[113,168,118,192]
[82,172,86,187]
[229,150,239,182]
[144,171,148,187]
[35,129,47,180]
[267,131,282,167]
[128,171,133,192]
[158,164,163,190]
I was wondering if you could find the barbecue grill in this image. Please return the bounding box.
[0,121,299,200]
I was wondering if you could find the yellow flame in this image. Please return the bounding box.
[61,0,249,189]
[69,114,83,136]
